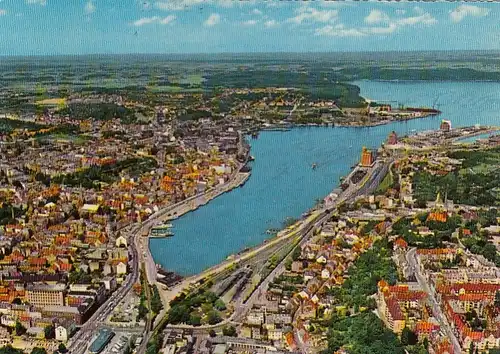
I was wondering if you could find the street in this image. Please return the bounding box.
[406,248,462,354]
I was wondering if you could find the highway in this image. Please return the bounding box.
[406,248,462,354]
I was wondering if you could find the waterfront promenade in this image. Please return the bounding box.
[138,171,251,285]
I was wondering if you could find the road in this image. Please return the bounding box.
[68,224,140,354]
[406,248,462,354]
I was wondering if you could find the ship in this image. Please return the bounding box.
[312,163,317,170]
[150,224,174,238]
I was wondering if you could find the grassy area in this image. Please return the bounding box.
[169,74,205,86]
[38,133,91,145]
[413,147,500,207]
[35,98,67,106]
[375,169,394,194]
[167,286,227,326]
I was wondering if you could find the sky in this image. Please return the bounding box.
[0,0,499,55]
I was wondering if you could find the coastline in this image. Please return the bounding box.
[160,172,250,222]
[255,111,440,132]
[142,169,251,280]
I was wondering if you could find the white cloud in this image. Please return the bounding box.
[204,13,220,27]
[288,7,338,25]
[264,19,278,28]
[133,15,176,26]
[85,0,96,15]
[315,24,365,37]
[155,0,239,11]
[396,13,436,26]
[449,5,490,23]
[364,10,389,25]
[25,0,46,5]
[316,8,436,38]
[0,9,6,15]
[155,0,203,11]
[134,16,160,26]
[159,14,176,24]
[242,19,257,26]
[251,8,262,15]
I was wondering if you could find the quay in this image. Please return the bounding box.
[136,170,251,285]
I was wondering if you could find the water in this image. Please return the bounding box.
[456,132,499,143]
[150,81,500,275]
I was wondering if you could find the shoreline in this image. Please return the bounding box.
[143,170,251,279]
[254,111,440,132]
[158,172,251,223]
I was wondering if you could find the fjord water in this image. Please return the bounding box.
[151,81,500,275]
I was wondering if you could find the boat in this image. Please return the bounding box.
[311,163,317,170]
[248,155,255,161]
[150,224,175,238]
[163,223,173,228]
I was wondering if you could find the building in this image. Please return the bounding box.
[440,120,452,132]
[26,283,66,307]
[42,305,86,325]
[360,147,375,167]
[89,328,115,354]
[55,322,76,342]
[387,131,398,145]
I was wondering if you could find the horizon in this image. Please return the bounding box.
[1,48,499,59]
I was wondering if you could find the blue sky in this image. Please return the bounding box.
[0,0,498,55]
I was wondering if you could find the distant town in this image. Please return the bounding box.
[0,80,499,354]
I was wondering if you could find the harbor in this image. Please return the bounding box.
[150,80,500,276]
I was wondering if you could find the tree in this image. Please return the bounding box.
[207,310,222,325]
[214,299,226,311]
[401,327,418,346]
[15,321,26,336]
[189,314,201,326]
[208,329,216,337]
[423,337,429,350]
[58,343,67,353]
[222,326,237,337]
[31,348,47,354]
[0,345,24,354]
[469,342,475,354]
[44,325,55,340]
